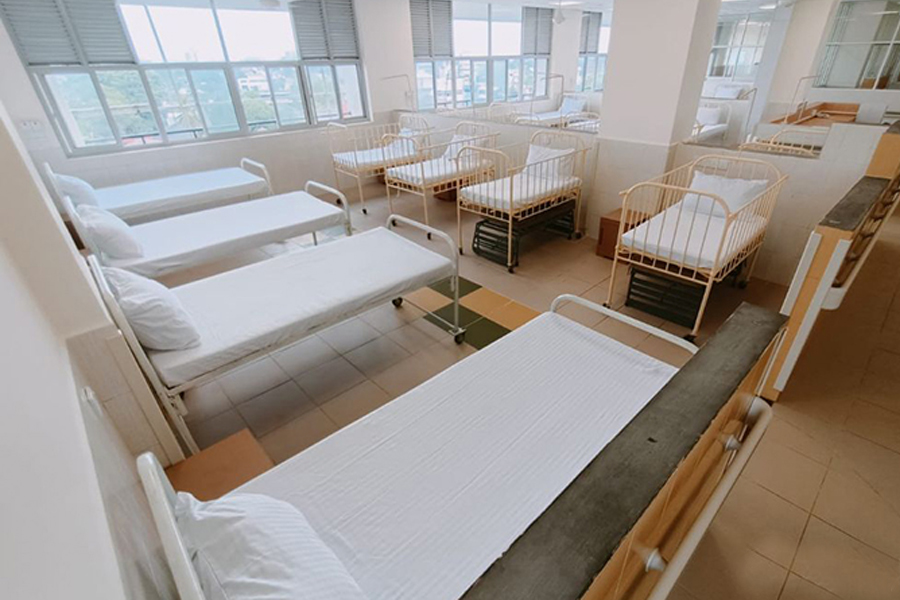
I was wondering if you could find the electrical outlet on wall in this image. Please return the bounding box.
[18,119,46,142]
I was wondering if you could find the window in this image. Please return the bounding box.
[706,13,771,81]
[576,11,609,92]
[413,1,552,109]
[1,0,366,155]
[817,1,900,89]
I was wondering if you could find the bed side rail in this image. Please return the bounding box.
[551,295,698,354]
[304,180,352,235]
[239,158,272,194]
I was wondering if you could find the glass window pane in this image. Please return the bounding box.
[97,70,160,146]
[147,3,224,62]
[435,60,454,108]
[455,60,472,107]
[596,55,607,90]
[714,20,737,46]
[507,59,521,101]
[742,20,769,47]
[416,62,436,110]
[473,60,488,104]
[189,69,239,133]
[734,46,763,81]
[215,1,297,61]
[45,73,115,148]
[491,5,522,56]
[821,44,876,88]
[146,68,205,140]
[453,1,489,57]
[269,67,307,126]
[536,58,547,97]
[830,1,900,43]
[335,64,365,119]
[306,65,340,121]
[492,59,507,102]
[521,57,535,100]
[234,66,276,132]
[576,56,586,91]
[119,5,163,63]
[584,55,597,91]
[598,24,611,54]
[707,47,736,78]
[862,44,890,88]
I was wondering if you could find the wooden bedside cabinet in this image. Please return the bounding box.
[596,208,623,259]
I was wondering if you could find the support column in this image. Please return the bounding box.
[587,0,722,236]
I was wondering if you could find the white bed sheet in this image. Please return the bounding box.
[333,144,419,172]
[239,312,676,600]
[459,173,581,211]
[148,228,453,387]
[95,168,267,223]
[621,203,767,271]
[106,192,346,278]
[386,158,489,187]
[695,123,728,142]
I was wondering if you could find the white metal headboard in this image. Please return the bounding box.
[137,453,206,600]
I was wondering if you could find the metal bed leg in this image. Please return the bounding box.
[605,257,621,307]
[689,281,715,342]
[356,175,367,215]
[168,393,200,455]
[741,248,762,288]
[387,183,395,215]
[457,201,464,255]
[312,231,318,246]
[507,217,515,273]
[453,272,464,344]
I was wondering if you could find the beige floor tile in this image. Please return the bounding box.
[488,301,541,330]
[460,287,512,316]
[592,316,651,348]
[294,356,367,405]
[410,316,451,341]
[183,380,232,424]
[236,381,315,438]
[778,574,841,600]
[714,478,808,568]
[555,299,608,328]
[813,468,900,560]
[677,524,788,600]
[845,399,900,454]
[270,336,339,379]
[762,417,833,466]
[371,353,442,399]
[216,357,290,405]
[344,336,411,378]
[318,317,382,354]
[404,287,452,312]
[858,370,900,415]
[387,321,442,353]
[866,348,900,383]
[190,409,248,450]
[742,436,827,511]
[635,335,694,368]
[319,381,391,428]
[259,408,338,464]
[420,337,477,371]
[793,517,900,600]
[358,302,423,334]
[663,586,699,600]
[829,431,900,516]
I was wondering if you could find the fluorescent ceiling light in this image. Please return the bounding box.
[759,3,777,9]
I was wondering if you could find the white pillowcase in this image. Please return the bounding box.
[560,95,586,115]
[696,106,722,127]
[54,173,99,207]
[175,493,368,600]
[525,144,575,179]
[713,84,744,99]
[76,205,144,259]
[442,134,474,160]
[680,171,769,218]
[103,268,201,351]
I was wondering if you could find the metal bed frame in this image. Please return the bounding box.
[608,155,786,339]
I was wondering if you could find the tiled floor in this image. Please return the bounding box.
[174,183,900,599]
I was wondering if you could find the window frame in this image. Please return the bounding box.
[576,11,607,92]
[21,1,369,157]
[706,12,772,82]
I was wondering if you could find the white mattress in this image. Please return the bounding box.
[148,228,453,387]
[95,167,268,224]
[333,141,419,171]
[621,203,768,271]
[106,192,346,278]
[459,173,581,211]
[239,313,676,600]
[529,110,563,122]
[386,158,489,187]
[695,123,728,142]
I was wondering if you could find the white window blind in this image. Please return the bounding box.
[522,6,552,56]
[411,0,453,58]
[0,0,134,65]
[290,0,360,60]
[580,11,602,54]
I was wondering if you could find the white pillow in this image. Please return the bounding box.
[76,205,143,259]
[103,268,200,351]
[680,171,769,218]
[560,95,586,115]
[696,106,722,127]
[713,84,743,100]
[54,173,99,207]
[443,134,474,159]
[175,493,368,600]
[525,144,575,179]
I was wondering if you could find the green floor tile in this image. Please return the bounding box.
[429,276,481,300]
[462,318,511,350]
[425,303,483,331]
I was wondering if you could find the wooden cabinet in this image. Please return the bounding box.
[596,208,623,259]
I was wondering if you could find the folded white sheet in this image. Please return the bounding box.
[148,228,454,387]
[106,192,346,278]
[95,167,268,223]
[621,203,767,271]
[239,313,676,600]
[459,173,581,211]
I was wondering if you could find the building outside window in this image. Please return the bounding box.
[0,0,367,155]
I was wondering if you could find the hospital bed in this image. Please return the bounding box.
[690,101,731,145]
[562,111,601,133]
[513,93,588,128]
[65,181,350,279]
[88,216,463,453]
[328,114,431,214]
[609,155,786,339]
[740,126,829,157]
[457,130,589,272]
[384,122,498,226]
[44,159,271,224]
[137,297,785,600]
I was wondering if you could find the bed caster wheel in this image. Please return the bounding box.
[574,232,583,240]
[362,208,368,215]
[738,280,748,289]
[507,266,515,274]
[392,298,403,308]
[454,332,466,344]
[458,248,464,255]
[427,232,432,240]
[335,198,343,206]
[684,334,697,343]
[391,219,398,227]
